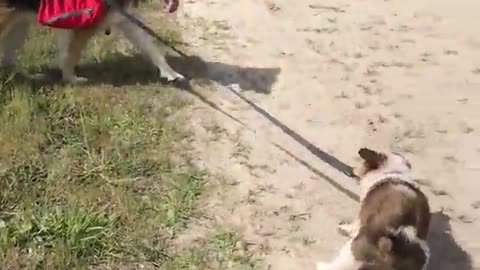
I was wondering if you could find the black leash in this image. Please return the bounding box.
[274,143,360,202]
[108,4,358,180]
[222,85,357,179]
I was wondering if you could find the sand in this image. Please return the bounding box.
[172,0,480,268]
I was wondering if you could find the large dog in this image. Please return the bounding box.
[0,0,184,83]
[317,148,431,270]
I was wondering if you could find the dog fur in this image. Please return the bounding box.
[317,148,431,270]
[0,0,184,83]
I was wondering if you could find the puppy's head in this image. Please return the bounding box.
[353,148,412,179]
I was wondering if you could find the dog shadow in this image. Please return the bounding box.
[166,55,281,94]
[427,211,472,270]
[41,53,281,94]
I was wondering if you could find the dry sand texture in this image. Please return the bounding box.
[170,0,480,269]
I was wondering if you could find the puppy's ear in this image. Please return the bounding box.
[358,148,387,168]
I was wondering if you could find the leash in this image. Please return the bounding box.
[274,143,360,202]
[221,84,358,180]
[105,2,358,181]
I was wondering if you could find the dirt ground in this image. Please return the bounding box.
[171,0,480,269]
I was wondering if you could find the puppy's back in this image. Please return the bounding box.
[359,178,430,240]
[351,179,431,270]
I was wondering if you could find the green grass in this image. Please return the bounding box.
[0,9,258,269]
[0,21,206,269]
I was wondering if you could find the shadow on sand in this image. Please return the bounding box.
[427,211,472,270]
[40,53,282,94]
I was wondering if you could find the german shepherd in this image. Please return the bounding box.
[0,0,184,83]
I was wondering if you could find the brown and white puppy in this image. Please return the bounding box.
[316,148,431,270]
[0,0,183,84]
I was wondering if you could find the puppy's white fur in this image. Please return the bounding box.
[359,152,414,199]
[316,239,361,270]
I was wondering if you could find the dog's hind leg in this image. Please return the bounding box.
[0,15,31,69]
[56,28,96,84]
[113,16,184,82]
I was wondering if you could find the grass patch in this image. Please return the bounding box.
[1,207,118,263]
[0,6,259,270]
[166,230,258,270]
[0,15,206,270]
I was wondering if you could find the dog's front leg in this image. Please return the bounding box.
[114,16,184,82]
[337,220,359,238]
[0,18,30,69]
[57,28,96,84]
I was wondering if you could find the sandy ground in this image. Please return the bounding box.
[171,0,480,269]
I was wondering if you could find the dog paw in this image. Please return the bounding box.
[64,76,88,84]
[337,221,354,237]
[316,262,330,270]
[26,73,47,80]
[160,69,185,82]
[0,70,47,81]
[337,224,350,236]
[166,73,185,82]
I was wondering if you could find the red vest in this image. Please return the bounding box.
[37,0,109,29]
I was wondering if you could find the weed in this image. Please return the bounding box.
[165,230,258,270]
[0,206,118,267]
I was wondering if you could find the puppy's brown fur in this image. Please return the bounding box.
[353,180,430,269]
[317,148,431,270]
[0,0,183,83]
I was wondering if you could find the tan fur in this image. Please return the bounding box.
[0,0,184,83]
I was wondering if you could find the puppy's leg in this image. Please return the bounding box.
[337,220,359,237]
[57,28,96,84]
[114,16,184,82]
[316,239,361,270]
